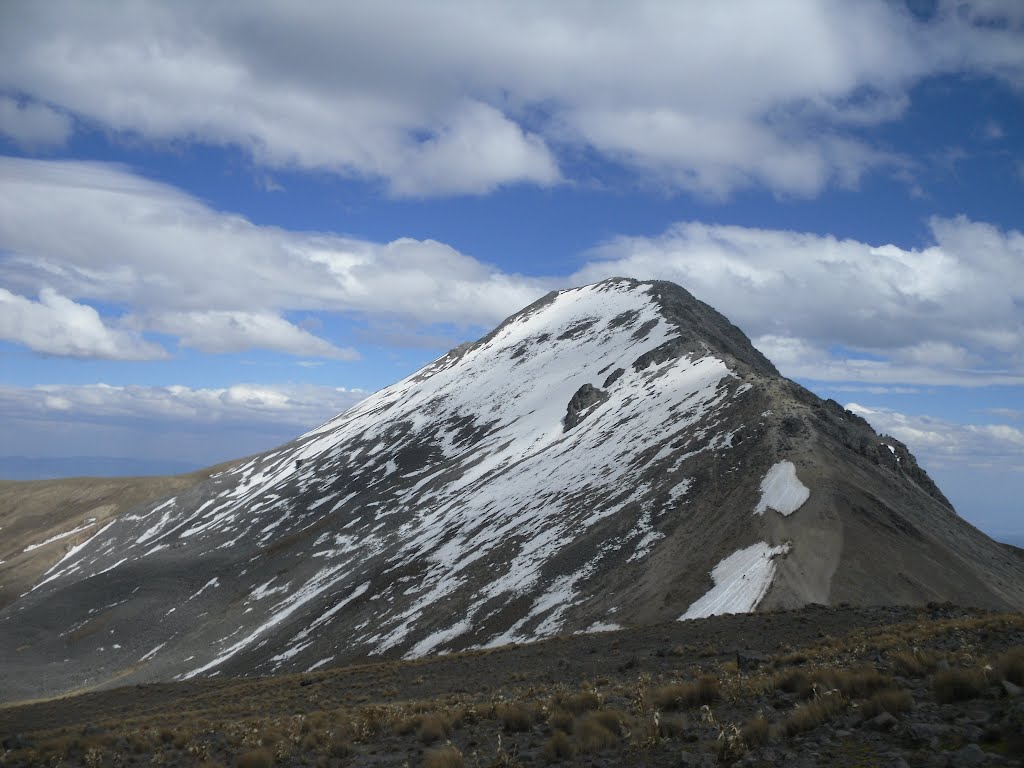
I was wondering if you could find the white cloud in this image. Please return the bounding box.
[0,156,548,323]
[143,311,359,360]
[0,287,166,360]
[0,96,72,148]
[0,157,551,358]
[575,216,1024,386]
[2,157,1023,384]
[1,1,1021,197]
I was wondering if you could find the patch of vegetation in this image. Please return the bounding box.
[932,668,987,703]
[781,694,847,737]
[423,745,465,768]
[650,675,720,710]
[860,688,914,718]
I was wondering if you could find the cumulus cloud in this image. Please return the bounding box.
[0,157,551,358]
[1,1,1022,196]
[0,287,166,360]
[3,157,1023,384]
[575,217,1024,386]
[0,157,549,328]
[0,96,72,148]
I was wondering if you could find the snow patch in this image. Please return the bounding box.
[23,519,96,552]
[680,542,790,620]
[754,461,809,516]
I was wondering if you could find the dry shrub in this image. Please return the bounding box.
[417,713,452,745]
[816,667,891,698]
[890,649,943,677]
[740,715,770,747]
[542,730,575,762]
[775,651,808,666]
[650,675,719,710]
[552,690,601,715]
[861,688,914,718]
[781,695,847,737]
[575,713,618,753]
[548,707,574,733]
[997,647,1024,685]
[236,748,274,768]
[258,724,283,748]
[326,735,352,758]
[423,745,465,768]
[657,712,689,739]
[773,669,813,698]
[587,708,624,734]
[498,702,538,733]
[933,669,987,703]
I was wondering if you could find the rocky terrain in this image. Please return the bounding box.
[2,277,1023,705]
[1,604,1022,767]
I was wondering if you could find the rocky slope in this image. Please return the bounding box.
[2,278,1022,702]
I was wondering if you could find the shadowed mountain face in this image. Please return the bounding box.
[2,278,1022,702]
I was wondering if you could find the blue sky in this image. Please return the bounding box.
[0,1,1022,540]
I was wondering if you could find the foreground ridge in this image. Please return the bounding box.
[2,606,1022,767]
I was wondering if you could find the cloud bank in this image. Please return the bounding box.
[2,1,1022,197]
[0,157,549,360]
[1,156,1022,388]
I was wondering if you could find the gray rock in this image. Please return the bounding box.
[679,750,715,768]
[1002,679,1023,697]
[735,649,770,672]
[870,712,899,731]
[947,743,986,767]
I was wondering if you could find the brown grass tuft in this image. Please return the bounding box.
[816,667,891,698]
[781,695,847,737]
[548,707,574,733]
[498,702,539,733]
[650,675,719,710]
[889,649,943,677]
[542,730,575,762]
[773,669,813,698]
[423,745,465,768]
[416,713,452,745]
[740,715,770,747]
[551,690,601,715]
[997,646,1024,685]
[933,668,987,703]
[575,713,618,753]
[860,688,914,718]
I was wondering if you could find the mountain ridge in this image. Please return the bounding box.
[1,277,1021,703]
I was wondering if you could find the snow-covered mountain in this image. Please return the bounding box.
[3,278,1022,701]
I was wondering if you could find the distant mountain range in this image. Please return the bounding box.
[2,278,1022,703]
[0,456,202,480]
